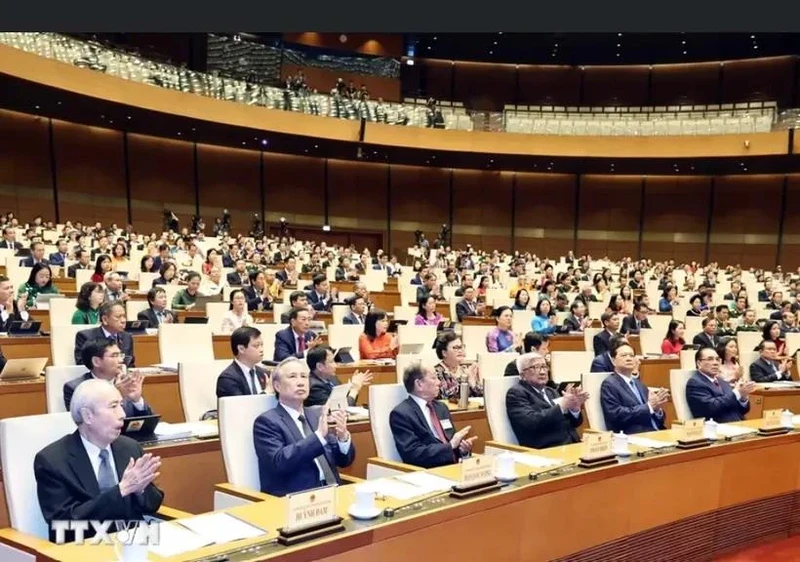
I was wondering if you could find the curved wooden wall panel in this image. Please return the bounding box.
[197,143,261,235]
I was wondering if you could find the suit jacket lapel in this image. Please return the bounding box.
[110,439,131,481]
[231,361,252,394]
[67,431,101,496]
[408,397,435,438]
[276,404,306,442]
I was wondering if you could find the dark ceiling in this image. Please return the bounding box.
[406,33,800,66]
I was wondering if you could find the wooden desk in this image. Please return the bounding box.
[638,357,681,427]
[548,333,642,354]
[22,420,800,562]
[748,388,800,420]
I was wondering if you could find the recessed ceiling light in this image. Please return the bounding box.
[681,40,686,45]
[433,36,437,40]
[177,132,181,136]
[751,35,755,39]
[617,43,621,47]
[753,45,758,49]
[427,46,431,50]
[489,50,493,54]
[683,51,687,55]
[618,33,623,37]
[498,31,503,35]
[493,41,497,45]
[616,53,620,57]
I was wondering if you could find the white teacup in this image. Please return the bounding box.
[782,410,795,429]
[704,419,718,440]
[612,433,629,456]
[113,525,150,562]
[353,486,376,513]
[494,452,516,479]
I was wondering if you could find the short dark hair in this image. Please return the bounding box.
[694,346,717,365]
[248,269,263,283]
[185,271,201,282]
[364,309,388,339]
[701,316,716,328]
[600,312,615,326]
[98,300,124,320]
[230,326,261,356]
[523,331,549,353]
[434,331,460,359]
[76,282,102,311]
[633,301,648,313]
[147,286,165,305]
[288,306,308,322]
[306,344,332,372]
[610,341,633,358]
[81,338,118,370]
[715,304,728,314]
[312,273,326,287]
[402,363,426,393]
[288,290,305,305]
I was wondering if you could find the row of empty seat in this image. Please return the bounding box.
[506,115,772,136]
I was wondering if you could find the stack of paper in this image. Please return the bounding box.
[154,422,219,439]
[512,453,564,468]
[715,424,758,437]
[178,513,266,544]
[356,478,431,500]
[627,436,676,449]
[395,472,456,493]
[148,522,213,558]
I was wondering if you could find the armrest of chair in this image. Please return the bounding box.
[484,440,536,453]
[581,428,604,434]
[340,473,364,484]
[366,457,422,473]
[214,482,274,502]
[155,505,193,521]
[0,528,55,554]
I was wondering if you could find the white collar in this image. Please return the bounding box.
[79,433,112,461]
[616,372,636,384]
[280,402,304,421]
[409,393,431,409]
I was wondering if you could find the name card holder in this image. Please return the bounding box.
[277,485,345,546]
[759,409,790,436]
[675,419,711,450]
[450,455,502,499]
[578,432,619,469]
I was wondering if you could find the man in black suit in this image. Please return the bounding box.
[600,343,669,434]
[687,347,755,422]
[226,259,250,287]
[342,296,367,325]
[150,244,171,273]
[0,227,22,251]
[136,287,175,328]
[67,249,92,278]
[306,274,333,312]
[749,340,793,383]
[593,312,621,356]
[253,357,355,497]
[0,274,30,332]
[506,352,587,449]
[21,241,50,267]
[692,317,719,349]
[280,291,313,323]
[64,339,152,416]
[590,333,629,373]
[389,364,476,468]
[273,307,320,361]
[563,300,590,332]
[415,273,438,302]
[216,326,268,397]
[504,332,550,377]
[757,279,772,303]
[620,302,652,335]
[455,287,483,322]
[74,301,135,368]
[304,345,372,407]
[35,379,163,543]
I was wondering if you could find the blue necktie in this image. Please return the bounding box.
[629,379,659,430]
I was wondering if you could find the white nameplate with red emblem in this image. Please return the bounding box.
[460,455,496,486]
[285,485,338,532]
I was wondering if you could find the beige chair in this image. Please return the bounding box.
[638,328,662,355]
[366,384,420,479]
[583,327,602,353]
[44,365,87,413]
[327,324,365,362]
[0,412,76,538]
[550,351,594,384]
[478,352,518,379]
[215,394,277,509]
[483,376,519,447]
[179,359,231,421]
[670,369,694,422]
[581,371,611,430]
[126,299,149,321]
[461,325,494,361]
[395,353,439,384]
[52,324,97,367]
[397,324,437,349]
[47,297,77,328]
[157,323,214,367]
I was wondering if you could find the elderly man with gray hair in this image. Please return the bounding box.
[34,379,164,543]
[253,357,355,497]
[505,352,589,449]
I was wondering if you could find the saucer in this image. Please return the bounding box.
[348,505,382,520]
[495,472,517,482]
[613,449,631,457]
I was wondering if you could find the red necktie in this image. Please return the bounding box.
[427,402,448,443]
[297,336,306,354]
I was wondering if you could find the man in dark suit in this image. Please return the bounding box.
[0,274,30,332]
[226,259,250,287]
[216,326,268,398]
[563,300,590,332]
[35,379,163,543]
[306,274,333,312]
[48,239,70,267]
[687,347,755,422]
[304,345,372,407]
[506,352,587,449]
[74,301,135,368]
[274,307,320,361]
[342,296,366,325]
[136,287,175,328]
[0,227,22,251]
[67,249,93,278]
[64,339,153,416]
[389,364,476,468]
[455,287,483,322]
[504,332,550,377]
[280,291,313,323]
[757,279,772,303]
[415,273,438,302]
[241,270,273,312]
[150,244,171,274]
[593,312,621,356]
[620,302,652,335]
[21,241,50,267]
[600,343,669,434]
[692,317,719,349]
[253,357,355,497]
[749,340,793,383]
[275,256,298,285]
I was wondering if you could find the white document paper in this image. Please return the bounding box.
[395,471,457,493]
[178,512,266,545]
[148,522,213,558]
[326,383,353,412]
[154,422,219,438]
[346,406,369,418]
[356,478,429,500]
[626,436,676,449]
[715,424,758,437]
[512,453,564,468]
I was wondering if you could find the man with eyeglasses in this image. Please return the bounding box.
[506,352,588,449]
[64,339,153,417]
[600,343,669,434]
[687,347,755,423]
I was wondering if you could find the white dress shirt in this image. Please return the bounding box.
[80,434,118,485]
[279,403,351,481]
[699,372,748,404]
[616,372,663,417]
[410,393,441,438]
[0,304,29,325]
[235,358,262,394]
